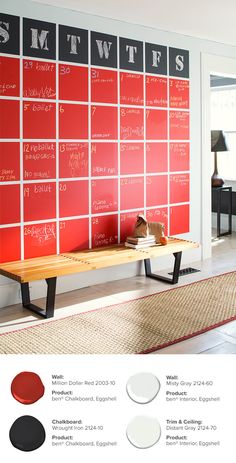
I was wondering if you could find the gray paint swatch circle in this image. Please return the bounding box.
[126,372,160,404]
[126,415,161,448]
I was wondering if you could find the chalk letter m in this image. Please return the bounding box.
[30,28,49,50]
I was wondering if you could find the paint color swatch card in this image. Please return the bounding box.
[0,354,235,462]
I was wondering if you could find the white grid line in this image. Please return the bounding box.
[19,16,24,260]
[143,41,147,217]
[55,23,60,254]
[117,38,121,244]
[0,170,190,186]
[0,199,191,229]
[167,46,170,235]
[88,30,92,249]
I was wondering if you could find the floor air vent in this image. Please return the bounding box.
[168,267,200,276]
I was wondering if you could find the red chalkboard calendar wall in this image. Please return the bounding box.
[0,12,190,262]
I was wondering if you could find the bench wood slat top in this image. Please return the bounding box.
[0,238,199,283]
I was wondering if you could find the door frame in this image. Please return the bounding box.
[201,53,236,259]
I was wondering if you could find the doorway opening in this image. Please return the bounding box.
[210,74,236,243]
[201,53,236,260]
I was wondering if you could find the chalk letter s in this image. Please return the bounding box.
[0,21,10,43]
[175,55,184,71]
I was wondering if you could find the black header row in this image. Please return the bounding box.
[0,13,189,77]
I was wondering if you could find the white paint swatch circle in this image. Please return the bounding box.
[126,372,160,404]
[126,415,161,449]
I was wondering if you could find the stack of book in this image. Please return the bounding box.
[125,235,156,249]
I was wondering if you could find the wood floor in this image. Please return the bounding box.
[0,229,236,354]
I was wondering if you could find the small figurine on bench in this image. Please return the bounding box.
[134,214,168,245]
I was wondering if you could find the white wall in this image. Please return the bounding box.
[1,0,236,308]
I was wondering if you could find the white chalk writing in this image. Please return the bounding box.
[24,224,56,244]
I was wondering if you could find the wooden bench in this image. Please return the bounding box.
[0,238,198,319]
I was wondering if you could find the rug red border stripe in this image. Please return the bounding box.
[139,314,236,354]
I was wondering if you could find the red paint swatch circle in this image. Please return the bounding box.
[11,372,45,405]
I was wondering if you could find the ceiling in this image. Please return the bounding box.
[32,0,236,47]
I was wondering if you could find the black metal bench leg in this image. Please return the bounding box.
[144,251,182,285]
[20,277,57,318]
[172,252,182,284]
[21,282,31,306]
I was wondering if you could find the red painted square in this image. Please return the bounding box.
[24,182,56,222]
[23,59,56,99]
[91,68,117,104]
[146,207,168,236]
[0,185,20,225]
[24,222,57,259]
[170,204,189,235]
[120,177,144,210]
[146,142,168,173]
[146,109,167,140]
[0,142,20,181]
[59,104,88,139]
[23,101,56,139]
[170,174,190,204]
[23,142,56,180]
[120,72,144,105]
[120,107,144,140]
[59,65,88,101]
[170,111,190,140]
[0,56,19,97]
[59,218,89,252]
[91,106,117,140]
[0,100,19,139]
[169,79,189,109]
[0,227,21,263]
[92,215,118,248]
[59,142,88,178]
[146,175,168,207]
[59,180,88,217]
[91,142,118,176]
[146,76,167,107]
[92,178,118,214]
[170,142,190,171]
[120,210,144,242]
[120,143,144,175]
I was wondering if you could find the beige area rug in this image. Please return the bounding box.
[0,272,236,354]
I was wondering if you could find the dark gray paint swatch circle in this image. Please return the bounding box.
[126,415,161,448]
[126,372,160,403]
[9,415,46,451]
